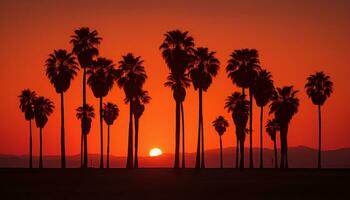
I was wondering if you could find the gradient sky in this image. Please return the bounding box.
[0,0,349,157]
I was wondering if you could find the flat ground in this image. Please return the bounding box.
[0,169,348,199]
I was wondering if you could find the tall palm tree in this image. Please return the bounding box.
[160,30,194,169]
[212,116,229,168]
[87,57,117,168]
[269,86,299,169]
[103,102,119,169]
[226,49,260,168]
[266,118,280,169]
[33,96,54,169]
[71,27,102,168]
[190,47,220,169]
[305,72,333,168]
[18,89,37,168]
[76,104,95,168]
[45,49,78,168]
[133,90,151,168]
[225,92,249,169]
[253,69,274,168]
[118,53,147,169]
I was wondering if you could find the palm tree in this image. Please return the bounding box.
[212,116,229,168]
[133,90,151,168]
[18,89,37,168]
[160,30,194,169]
[266,118,280,168]
[33,96,54,168]
[71,27,102,168]
[190,47,220,169]
[305,72,333,168]
[45,49,78,168]
[103,102,119,169]
[118,53,147,169]
[253,69,274,168]
[269,86,299,169]
[76,104,95,168]
[87,57,117,168]
[225,92,249,169]
[226,49,260,168]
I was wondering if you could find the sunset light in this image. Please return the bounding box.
[149,148,162,157]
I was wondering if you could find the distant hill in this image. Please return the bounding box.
[1,146,350,168]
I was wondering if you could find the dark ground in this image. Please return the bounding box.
[0,169,349,199]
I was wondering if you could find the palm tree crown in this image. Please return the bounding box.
[33,96,54,128]
[266,118,280,141]
[103,102,119,125]
[76,104,95,135]
[225,92,250,130]
[212,116,229,136]
[305,71,333,106]
[19,89,37,120]
[46,49,79,93]
[253,69,274,107]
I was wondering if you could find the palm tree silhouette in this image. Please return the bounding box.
[133,90,151,168]
[305,72,333,168]
[226,49,261,168]
[33,96,54,169]
[160,30,194,169]
[18,89,37,168]
[45,49,78,168]
[269,86,299,169]
[76,104,95,164]
[71,27,102,168]
[266,118,280,168]
[190,47,220,169]
[87,57,117,168]
[212,116,229,168]
[253,69,274,168]
[225,92,249,169]
[103,102,119,169]
[118,53,147,169]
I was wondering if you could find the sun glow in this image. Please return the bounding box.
[149,148,162,157]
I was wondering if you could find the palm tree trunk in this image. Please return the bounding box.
[239,135,244,170]
[29,120,33,169]
[285,133,289,169]
[273,139,278,169]
[107,125,110,169]
[259,106,263,168]
[249,88,253,168]
[181,102,185,168]
[126,100,134,169]
[220,135,223,169]
[39,128,43,169]
[99,97,104,169]
[195,91,201,169]
[60,92,66,169]
[280,123,287,169]
[84,133,88,168]
[134,116,139,168]
[236,138,239,168]
[174,100,181,169]
[318,105,322,169]
[81,133,84,168]
[200,89,205,169]
[82,67,87,168]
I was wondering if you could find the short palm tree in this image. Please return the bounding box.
[118,53,147,169]
[269,86,299,169]
[87,57,117,168]
[133,90,151,168]
[18,89,37,168]
[33,96,54,169]
[226,49,261,168]
[253,69,274,168]
[266,118,280,168]
[212,116,229,168]
[160,30,194,169]
[71,27,102,168]
[305,72,333,168]
[103,102,119,169]
[46,49,78,168]
[76,104,95,167]
[190,47,220,169]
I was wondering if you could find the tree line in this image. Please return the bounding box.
[18,28,333,169]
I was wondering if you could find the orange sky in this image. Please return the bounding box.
[0,0,349,157]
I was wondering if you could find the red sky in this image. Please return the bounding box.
[0,0,349,157]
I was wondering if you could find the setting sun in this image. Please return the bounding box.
[149,148,162,157]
